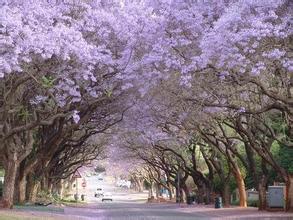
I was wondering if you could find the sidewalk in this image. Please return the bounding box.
[177,204,293,219]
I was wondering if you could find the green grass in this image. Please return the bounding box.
[60,197,86,205]
[60,198,78,203]
[0,214,46,220]
[231,199,258,207]
[14,205,64,213]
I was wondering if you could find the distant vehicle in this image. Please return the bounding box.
[102,192,113,202]
[116,179,131,189]
[95,188,104,197]
[97,173,104,180]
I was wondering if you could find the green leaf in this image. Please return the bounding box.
[41,76,56,89]
[104,89,113,98]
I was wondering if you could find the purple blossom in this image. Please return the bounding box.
[238,107,246,113]
[72,110,80,124]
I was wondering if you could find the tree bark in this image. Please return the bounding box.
[57,179,63,199]
[148,181,154,198]
[18,175,26,204]
[41,173,50,192]
[2,132,34,207]
[2,156,18,208]
[258,175,267,211]
[286,174,293,211]
[134,177,144,192]
[182,184,190,204]
[175,186,181,203]
[197,185,204,203]
[168,187,173,200]
[205,185,212,204]
[235,170,247,207]
[165,182,173,200]
[155,183,160,199]
[258,183,266,210]
[222,183,231,207]
[137,178,144,192]
[17,161,28,204]
[26,174,39,203]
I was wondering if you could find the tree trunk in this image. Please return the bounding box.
[197,185,204,204]
[286,174,293,211]
[168,188,173,200]
[206,186,212,204]
[175,186,180,203]
[149,181,154,198]
[41,174,50,192]
[26,175,39,203]
[182,184,190,204]
[2,157,18,208]
[166,183,173,200]
[13,167,20,204]
[57,179,63,199]
[235,171,247,207]
[18,175,26,204]
[180,188,184,202]
[155,183,160,199]
[134,178,144,192]
[17,161,28,204]
[258,176,267,211]
[222,183,231,207]
[138,178,144,192]
[46,177,53,195]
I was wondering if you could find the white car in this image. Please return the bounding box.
[102,192,113,202]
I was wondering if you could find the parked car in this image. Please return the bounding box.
[102,192,113,202]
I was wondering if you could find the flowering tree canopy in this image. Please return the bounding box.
[0,0,292,210]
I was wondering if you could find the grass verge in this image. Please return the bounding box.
[14,205,64,213]
[0,213,56,220]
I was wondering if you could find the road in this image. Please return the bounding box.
[61,174,293,220]
[2,174,292,220]
[82,173,148,203]
[64,203,293,220]
[65,203,210,220]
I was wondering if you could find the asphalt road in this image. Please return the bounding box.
[2,175,292,220]
[65,203,212,220]
[82,174,147,203]
[61,175,293,220]
[67,174,209,219]
[64,202,293,220]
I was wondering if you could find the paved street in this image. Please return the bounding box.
[1,174,293,220]
[2,202,293,220]
[82,174,148,203]
[63,202,293,220]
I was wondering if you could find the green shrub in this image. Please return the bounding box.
[247,199,258,207]
[36,190,60,204]
[231,199,239,206]
[231,199,258,207]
